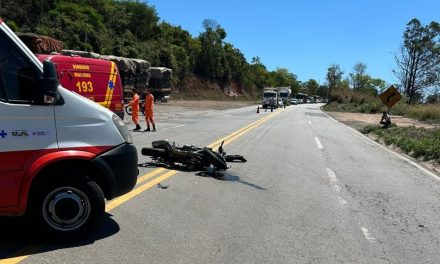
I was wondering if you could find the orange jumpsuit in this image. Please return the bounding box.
[145,93,155,126]
[129,94,140,125]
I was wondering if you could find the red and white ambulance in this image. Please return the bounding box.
[37,54,125,119]
[0,20,138,237]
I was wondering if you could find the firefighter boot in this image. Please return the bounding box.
[134,124,141,131]
[144,126,151,132]
[152,125,156,132]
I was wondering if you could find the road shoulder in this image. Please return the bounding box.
[323,110,440,176]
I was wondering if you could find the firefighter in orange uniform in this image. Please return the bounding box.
[128,89,141,131]
[144,88,156,132]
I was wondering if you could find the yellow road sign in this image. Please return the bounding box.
[379,86,402,108]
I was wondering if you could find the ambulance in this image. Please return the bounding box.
[0,20,138,237]
[37,54,125,119]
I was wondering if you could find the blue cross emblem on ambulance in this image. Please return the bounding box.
[108,80,114,90]
[0,130,7,139]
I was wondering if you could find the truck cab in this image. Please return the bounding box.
[262,89,278,109]
[0,20,138,238]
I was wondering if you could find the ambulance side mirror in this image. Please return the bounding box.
[42,59,59,104]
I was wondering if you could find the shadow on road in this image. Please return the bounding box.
[196,171,266,191]
[0,213,119,260]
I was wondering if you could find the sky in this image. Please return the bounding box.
[146,0,440,85]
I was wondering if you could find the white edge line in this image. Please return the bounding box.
[161,124,186,131]
[326,168,341,193]
[321,109,440,182]
[361,227,375,242]
[314,137,324,149]
[337,196,348,206]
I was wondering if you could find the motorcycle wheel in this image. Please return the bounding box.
[141,148,167,158]
[202,148,228,170]
[125,105,133,116]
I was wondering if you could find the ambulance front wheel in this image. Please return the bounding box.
[30,179,105,239]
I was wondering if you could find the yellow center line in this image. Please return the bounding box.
[208,109,282,149]
[106,170,177,212]
[209,109,283,149]
[0,244,42,264]
[136,167,167,185]
[0,108,283,264]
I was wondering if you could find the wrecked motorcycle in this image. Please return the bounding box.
[141,140,246,171]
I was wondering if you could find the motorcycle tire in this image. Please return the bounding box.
[141,147,167,158]
[125,105,133,116]
[125,106,146,116]
[202,148,228,170]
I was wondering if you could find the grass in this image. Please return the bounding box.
[361,125,440,162]
[405,104,440,123]
[322,88,440,124]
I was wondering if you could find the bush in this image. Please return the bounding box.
[406,104,440,122]
[363,125,440,162]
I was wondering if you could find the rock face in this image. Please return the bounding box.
[174,77,248,99]
[16,32,63,54]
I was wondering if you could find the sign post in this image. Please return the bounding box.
[379,85,402,110]
[379,85,402,127]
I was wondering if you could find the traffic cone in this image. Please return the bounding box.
[257,106,260,114]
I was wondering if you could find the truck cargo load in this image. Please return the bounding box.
[16,32,63,54]
[148,67,172,102]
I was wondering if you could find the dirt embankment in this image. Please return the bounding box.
[172,77,255,100]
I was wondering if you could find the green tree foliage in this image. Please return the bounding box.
[394,18,440,104]
[349,62,368,90]
[326,64,344,93]
[304,79,320,95]
[317,85,329,98]
[349,62,386,96]
[196,19,226,80]
[0,1,301,97]
[38,1,107,51]
[426,93,440,103]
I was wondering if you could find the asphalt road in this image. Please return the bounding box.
[2,103,440,263]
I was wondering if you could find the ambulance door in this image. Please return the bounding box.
[0,27,57,209]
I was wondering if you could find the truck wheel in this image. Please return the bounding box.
[30,179,105,239]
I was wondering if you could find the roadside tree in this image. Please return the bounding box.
[394,18,440,104]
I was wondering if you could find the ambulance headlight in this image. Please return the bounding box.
[112,114,133,144]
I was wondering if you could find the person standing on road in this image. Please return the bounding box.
[128,89,141,131]
[144,88,156,132]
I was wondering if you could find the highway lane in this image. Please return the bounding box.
[2,103,440,263]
